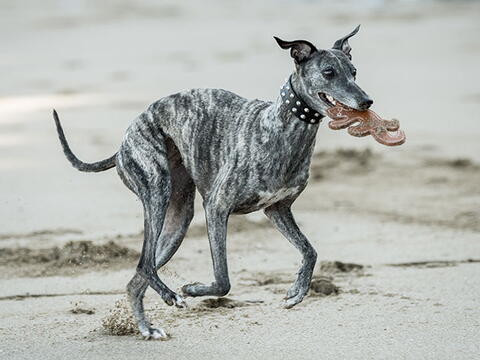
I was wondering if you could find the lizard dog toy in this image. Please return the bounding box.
[326,105,406,146]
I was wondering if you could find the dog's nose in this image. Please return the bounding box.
[360,99,373,110]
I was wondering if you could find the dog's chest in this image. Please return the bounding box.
[236,139,312,211]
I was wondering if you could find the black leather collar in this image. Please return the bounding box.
[280,76,323,125]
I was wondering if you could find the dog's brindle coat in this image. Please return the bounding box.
[54,27,373,339]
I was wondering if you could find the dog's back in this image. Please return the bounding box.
[126,89,270,193]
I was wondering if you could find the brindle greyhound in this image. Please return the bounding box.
[53,25,373,339]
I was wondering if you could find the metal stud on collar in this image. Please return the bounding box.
[280,77,323,125]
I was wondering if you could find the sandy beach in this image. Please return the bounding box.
[1,1,479,359]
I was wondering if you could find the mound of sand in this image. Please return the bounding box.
[70,301,96,315]
[310,277,340,296]
[310,148,376,180]
[319,261,364,273]
[198,297,248,309]
[0,240,139,277]
[0,240,139,267]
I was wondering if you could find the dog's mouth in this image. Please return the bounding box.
[318,92,353,109]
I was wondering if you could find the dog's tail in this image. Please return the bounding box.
[53,109,117,173]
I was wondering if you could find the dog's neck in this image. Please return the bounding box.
[273,74,324,126]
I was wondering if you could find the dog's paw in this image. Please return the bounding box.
[285,284,300,299]
[283,293,306,309]
[161,290,187,307]
[283,286,308,309]
[141,327,169,341]
[173,293,188,308]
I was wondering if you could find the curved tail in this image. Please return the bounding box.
[53,109,117,173]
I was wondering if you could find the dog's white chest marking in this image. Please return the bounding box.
[257,187,299,208]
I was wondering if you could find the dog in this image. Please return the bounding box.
[53,25,373,340]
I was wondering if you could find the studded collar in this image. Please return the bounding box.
[280,76,323,125]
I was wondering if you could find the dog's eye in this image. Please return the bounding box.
[322,68,335,79]
[352,69,357,78]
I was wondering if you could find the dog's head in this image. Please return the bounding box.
[275,25,373,116]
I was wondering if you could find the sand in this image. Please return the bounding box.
[1,0,479,359]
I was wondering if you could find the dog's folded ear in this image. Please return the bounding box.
[332,25,360,60]
[274,37,317,63]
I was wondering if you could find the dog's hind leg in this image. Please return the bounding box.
[117,130,191,339]
[264,202,317,309]
[124,165,194,339]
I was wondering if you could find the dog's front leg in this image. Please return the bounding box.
[264,202,317,308]
[182,201,231,297]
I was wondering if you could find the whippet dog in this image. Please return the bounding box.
[54,25,373,339]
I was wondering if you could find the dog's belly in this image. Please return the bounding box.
[233,186,300,214]
[257,187,300,207]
